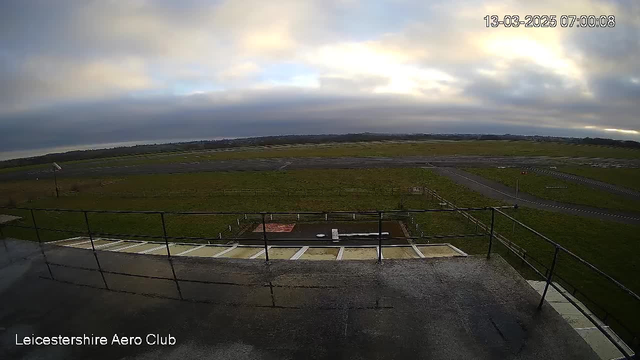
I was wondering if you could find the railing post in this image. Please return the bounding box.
[377,211,383,263]
[31,209,53,279]
[538,246,560,309]
[262,213,269,262]
[1,224,9,264]
[84,211,109,289]
[487,208,495,259]
[161,212,183,300]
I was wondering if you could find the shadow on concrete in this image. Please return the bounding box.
[0,238,599,360]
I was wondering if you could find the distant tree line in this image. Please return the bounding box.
[1,133,638,169]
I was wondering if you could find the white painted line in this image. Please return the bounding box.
[213,245,238,258]
[65,240,92,247]
[95,240,123,249]
[290,246,309,260]
[111,242,144,252]
[337,247,345,260]
[411,244,426,258]
[250,246,271,259]
[51,236,83,244]
[138,244,171,254]
[575,326,610,331]
[447,244,468,257]
[176,245,205,256]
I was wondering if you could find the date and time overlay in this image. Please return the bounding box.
[484,15,615,28]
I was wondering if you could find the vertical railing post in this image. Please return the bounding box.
[538,246,560,309]
[487,208,495,259]
[161,212,183,300]
[377,211,383,263]
[1,223,11,264]
[31,209,53,279]
[261,213,269,262]
[84,211,108,289]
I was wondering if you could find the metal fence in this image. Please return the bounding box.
[0,202,638,358]
[101,186,429,198]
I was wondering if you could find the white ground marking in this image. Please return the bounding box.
[176,245,205,256]
[139,244,172,254]
[411,244,426,258]
[337,247,345,260]
[65,240,92,247]
[278,161,292,170]
[448,244,469,257]
[95,240,123,249]
[290,246,309,260]
[111,242,145,252]
[250,246,270,259]
[50,237,83,244]
[213,245,238,258]
[574,326,610,331]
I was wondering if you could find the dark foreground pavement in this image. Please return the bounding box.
[0,239,598,360]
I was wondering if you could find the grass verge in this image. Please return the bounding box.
[465,167,640,212]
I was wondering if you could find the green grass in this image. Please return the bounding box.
[92,140,640,166]
[1,168,638,342]
[0,163,49,174]
[559,167,640,192]
[419,169,640,342]
[465,167,640,212]
[3,140,640,174]
[1,169,438,242]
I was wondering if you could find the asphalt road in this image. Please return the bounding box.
[2,155,639,181]
[432,167,640,225]
[528,167,640,199]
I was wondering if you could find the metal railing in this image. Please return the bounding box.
[422,188,638,358]
[491,208,638,358]
[1,201,637,358]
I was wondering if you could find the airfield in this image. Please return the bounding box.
[1,140,639,359]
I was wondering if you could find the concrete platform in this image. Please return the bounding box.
[0,238,599,359]
[52,237,468,261]
[528,280,634,360]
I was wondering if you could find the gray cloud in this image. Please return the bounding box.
[1,0,639,155]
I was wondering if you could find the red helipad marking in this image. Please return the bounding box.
[253,223,295,233]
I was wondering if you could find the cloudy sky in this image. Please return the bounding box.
[1,0,639,157]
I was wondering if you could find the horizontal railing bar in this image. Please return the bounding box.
[548,281,633,359]
[493,207,640,304]
[494,226,637,352]
[497,240,547,280]
[0,205,515,215]
[91,232,164,240]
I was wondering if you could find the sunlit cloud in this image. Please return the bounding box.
[604,128,639,135]
[0,0,639,152]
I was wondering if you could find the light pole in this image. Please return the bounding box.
[52,162,62,198]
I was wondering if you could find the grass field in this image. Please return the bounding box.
[464,167,640,212]
[558,167,640,192]
[106,140,640,165]
[1,168,639,342]
[3,140,640,174]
